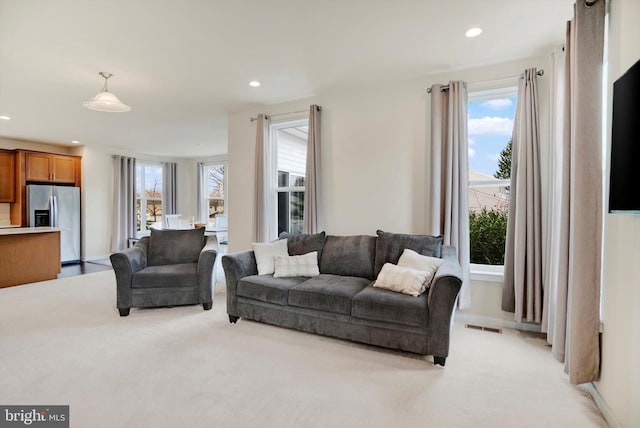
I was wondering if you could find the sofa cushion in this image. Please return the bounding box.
[131,263,198,288]
[374,230,443,276]
[288,274,371,315]
[397,248,444,290]
[319,235,377,279]
[274,252,320,278]
[147,228,205,266]
[252,239,289,275]
[238,275,309,306]
[279,232,326,261]
[352,285,429,327]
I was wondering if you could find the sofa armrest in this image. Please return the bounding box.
[196,236,218,303]
[222,250,258,317]
[426,245,463,358]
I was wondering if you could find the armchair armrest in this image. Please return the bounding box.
[221,250,258,317]
[196,236,218,303]
[426,245,463,358]
[110,237,149,310]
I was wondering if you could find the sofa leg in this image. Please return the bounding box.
[433,356,446,366]
[118,308,130,317]
[229,315,239,324]
[203,302,213,310]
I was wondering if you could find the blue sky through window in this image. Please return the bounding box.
[468,96,517,177]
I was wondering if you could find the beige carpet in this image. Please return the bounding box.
[0,271,607,428]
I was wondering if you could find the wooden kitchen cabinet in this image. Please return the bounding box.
[0,149,16,202]
[25,152,79,184]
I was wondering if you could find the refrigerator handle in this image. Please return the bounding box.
[51,196,58,227]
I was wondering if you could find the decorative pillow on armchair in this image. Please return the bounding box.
[147,228,205,266]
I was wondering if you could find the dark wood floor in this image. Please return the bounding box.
[58,261,113,278]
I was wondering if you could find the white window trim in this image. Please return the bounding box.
[137,161,163,237]
[467,85,517,274]
[202,160,227,225]
[268,118,308,240]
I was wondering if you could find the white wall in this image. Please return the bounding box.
[597,1,640,427]
[228,55,549,253]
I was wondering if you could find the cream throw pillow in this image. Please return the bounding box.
[373,263,430,297]
[273,251,320,278]
[252,239,289,275]
[397,248,444,290]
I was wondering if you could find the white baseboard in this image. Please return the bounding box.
[82,255,111,262]
[454,312,542,333]
[581,382,620,428]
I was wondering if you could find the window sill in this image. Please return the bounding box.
[470,263,504,283]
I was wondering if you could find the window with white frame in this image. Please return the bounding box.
[136,162,163,235]
[467,86,517,268]
[203,162,226,225]
[270,119,308,239]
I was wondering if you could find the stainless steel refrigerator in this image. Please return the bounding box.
[26,184,81,264]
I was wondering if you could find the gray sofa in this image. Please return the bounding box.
[222,231,463,366]
[111,228,217,316]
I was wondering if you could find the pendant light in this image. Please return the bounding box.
[83,72,131,112]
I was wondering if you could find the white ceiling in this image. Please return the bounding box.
[0,0,573,158]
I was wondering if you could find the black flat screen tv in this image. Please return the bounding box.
[609,58,640,214]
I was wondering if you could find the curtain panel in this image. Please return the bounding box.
[254,114,270,243]
[162,162,178,217]
[543,0,605,385]
[110,155,136,252]
[196,162,206,223]
[428,81,471,309]
[303,105,323,234]
[502,68,543,323]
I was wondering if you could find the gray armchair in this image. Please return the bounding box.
[110,228,217,316]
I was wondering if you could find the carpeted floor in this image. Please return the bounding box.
[0,271,607,428]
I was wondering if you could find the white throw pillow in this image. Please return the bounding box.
[373,263,429,297]
[397,248,444,290]
[252,239,289,275]
[273,251,320,278]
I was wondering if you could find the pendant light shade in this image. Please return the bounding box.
[83,72,131,112]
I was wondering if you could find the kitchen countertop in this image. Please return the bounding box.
[0,227,60,236]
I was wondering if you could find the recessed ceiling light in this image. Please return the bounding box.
[71,140,80,144]
[0,115,10,120]
[249,80,261,87]
[465,27,483,38]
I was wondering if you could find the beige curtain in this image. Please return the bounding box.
[111,155,136,252]
[303,105,323,234]
[502,68,542,322]
[428,81,471,309]
[254,114,270,243]
[543,0,605,385]
[196,162,206,223]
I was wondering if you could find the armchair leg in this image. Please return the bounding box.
[118,308,130,317]
[433,356,446,366]
[203,302,212,310]
[229,315,239,324]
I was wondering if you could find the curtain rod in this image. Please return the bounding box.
[426,69,544,94]
[250,106,322,122]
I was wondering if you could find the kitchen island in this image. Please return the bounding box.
[0,227,61,288]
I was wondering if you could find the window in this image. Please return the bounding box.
[136,162,163,235]
[270,119,308,239]
[203,162,226,225]
[467,87,517,268]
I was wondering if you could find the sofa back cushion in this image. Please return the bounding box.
[278,231,326,261]
[374,230,443,276]
[319,235,377,279]
[148,228,205,266]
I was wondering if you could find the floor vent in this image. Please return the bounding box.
[465,324,502,334]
